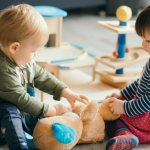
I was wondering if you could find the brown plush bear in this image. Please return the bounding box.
[33,99,119,150]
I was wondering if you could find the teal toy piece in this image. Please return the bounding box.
[27,87,35,97]
[52,123,77,144]
[116,21,127,75]
[24,132,36,150]
[34,6,67,18]
[49,57,77,63]
[25,88,36,149]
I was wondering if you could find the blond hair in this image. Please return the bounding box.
[0,4,48,48]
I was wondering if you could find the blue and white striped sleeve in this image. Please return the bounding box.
[124,93,150,117]
[124,59,150,117]
[121,79,139,101]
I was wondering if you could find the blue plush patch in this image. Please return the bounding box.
[52,123,77,144]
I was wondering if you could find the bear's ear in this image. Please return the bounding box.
[80,100,98,122]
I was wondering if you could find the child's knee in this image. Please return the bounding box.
[2,103,21,119]
[0,104,22,138]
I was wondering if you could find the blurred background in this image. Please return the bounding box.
[0,0,150,56]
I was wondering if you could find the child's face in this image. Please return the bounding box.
[142,32,150,54]
[9,32,48,66]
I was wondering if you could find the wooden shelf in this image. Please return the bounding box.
[35,43,95,78]
[35,43,87,63]
[95,69,141,83]
[96,47,149,70]
[97,20,135,34]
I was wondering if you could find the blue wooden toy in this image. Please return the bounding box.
[116,6,132,74]
[94,6,149,88]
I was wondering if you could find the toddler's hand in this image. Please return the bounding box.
[106,92,124,100]
[44,104,56,117]
[107,97,125,115]
[61,88,89,108]
[54,103,71,115]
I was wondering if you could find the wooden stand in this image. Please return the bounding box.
[93,21,149,88]
[35,43,95,101]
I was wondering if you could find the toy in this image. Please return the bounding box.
[34,7,95,102]
[36,43,95,78]
[93,5,149,88]
[33,100,119,150]
[34,6,67,47]
[35,43,95,101]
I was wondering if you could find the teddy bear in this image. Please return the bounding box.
[33,99,119,150]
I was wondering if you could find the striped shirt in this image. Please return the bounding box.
[121,59,150,117]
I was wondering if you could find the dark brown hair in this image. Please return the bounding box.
[135,5,150,37]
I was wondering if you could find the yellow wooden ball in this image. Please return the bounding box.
[116,5,132,22]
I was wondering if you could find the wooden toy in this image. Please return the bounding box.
[34,6,96,101]
[35,43,95,101]
[93,6,149,88]
[34,6,67,47]
[35,43,95,78]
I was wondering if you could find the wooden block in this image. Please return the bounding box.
[100,75,129,89]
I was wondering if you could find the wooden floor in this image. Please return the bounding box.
[1,141,150,150]
[73,142,106,150]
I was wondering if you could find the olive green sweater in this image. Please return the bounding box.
[0,50,67,116]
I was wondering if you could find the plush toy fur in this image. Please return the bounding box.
[33,99,119,150]
[99,98,120,120]
[33,112,82,150]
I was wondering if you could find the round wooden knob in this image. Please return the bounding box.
[126,48,129,53]
[116,6,132,22]
[113,51,118,57]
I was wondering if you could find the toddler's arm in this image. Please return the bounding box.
[33,62,67,100]
[121,78,139,101]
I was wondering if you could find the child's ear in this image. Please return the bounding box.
[9,42,20,54]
